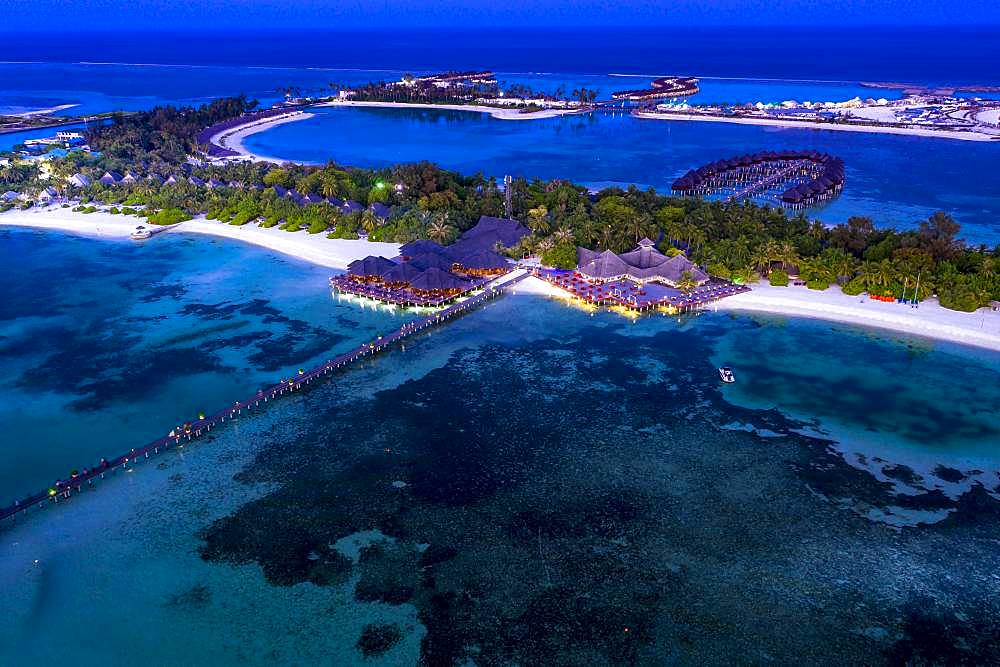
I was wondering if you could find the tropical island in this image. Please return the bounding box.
[640,92,1000,141]
[0,96,998,346]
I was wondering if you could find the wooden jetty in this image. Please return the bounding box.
[0,271,529,525]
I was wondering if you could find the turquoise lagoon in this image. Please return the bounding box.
[246,105,1000,243]
[0,227,416,500]
[2,230,1000,663]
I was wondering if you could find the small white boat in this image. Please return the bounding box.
[129,225,151,240]
[718,367,735,383]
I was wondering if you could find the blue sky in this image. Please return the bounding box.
[2,0,999,29]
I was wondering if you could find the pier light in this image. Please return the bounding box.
[48,488,56,497]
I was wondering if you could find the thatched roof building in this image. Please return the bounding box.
[577,239,708,286]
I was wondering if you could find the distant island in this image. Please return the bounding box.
[637,92,1000,141]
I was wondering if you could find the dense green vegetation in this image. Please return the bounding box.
[4,98,998,312]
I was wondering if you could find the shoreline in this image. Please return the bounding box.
[317,99,590,121]
[2,207,998,352]
[209,111,316,164]
[635,111,1000,142]
[0,207,400,269]
[210,100,589,163]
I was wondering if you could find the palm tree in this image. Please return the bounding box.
[552,227,574,246]
[676,271,698,294]
[527,205,550,234]
[428,218,454,243]
[361,209,380,235]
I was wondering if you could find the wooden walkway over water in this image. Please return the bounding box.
[0,271,529,525]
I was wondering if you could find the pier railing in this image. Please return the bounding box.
[0,271,529,525]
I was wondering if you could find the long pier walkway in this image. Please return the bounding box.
[1,270,530,524]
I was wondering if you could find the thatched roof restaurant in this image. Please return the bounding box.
[577,238,709,286]
[347,255,398,280]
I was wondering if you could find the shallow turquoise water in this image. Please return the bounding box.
[0,227,415,500]
[1,283,1000,664]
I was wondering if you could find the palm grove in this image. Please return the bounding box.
[2,98,997,312]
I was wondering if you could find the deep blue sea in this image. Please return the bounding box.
[3,28,1000,664]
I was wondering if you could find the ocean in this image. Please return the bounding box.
[3,27,1000,664]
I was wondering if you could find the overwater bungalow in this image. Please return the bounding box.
[409,267,470,297]
[672,151,844,209]
[347,255,398,282]
[453,249,510,276]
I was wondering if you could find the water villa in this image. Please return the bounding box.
[536,238,748,312]
[671,151,845,209]
[330,215,528,307]
[611,76,700,103]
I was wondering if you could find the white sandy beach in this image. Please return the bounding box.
[517,274,1000,352]
[0,206,400,269]
[715,282,1000,351]
[635,111,1000,142]
[209,111,315,164]
[2,207,998,351]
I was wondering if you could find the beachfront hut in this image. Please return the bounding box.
[206,178,226,189]
[347,255,397,280]
[121,172,139,185]
[147,173,164,186]
[98,171,122,186]
[188,176,206,187]
[326,196,344,207]
[272,185,288,197]
[0,191,20,203]
[409,267,469,295]
[37,186,58,202]
[68,173,91,188]
[369,202,391,220]
[303,193,325,205]
[165,175,184,185]
[341,200,364,215]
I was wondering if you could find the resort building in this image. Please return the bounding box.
[98,171,123,185]
[331,215,526,306]
[611,76,700,103]
[577,238,709,286]
[672,151,845,209]
[1,191,20,203]
[68,173,91,188]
